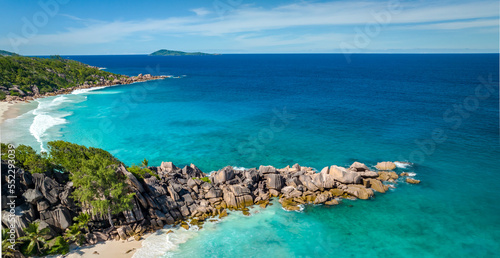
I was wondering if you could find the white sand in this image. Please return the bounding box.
[0,102,14,124]
[66,235,149,258]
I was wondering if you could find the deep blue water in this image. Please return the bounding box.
[2,54,499,257]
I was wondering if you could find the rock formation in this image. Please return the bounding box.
[1,160,419,245]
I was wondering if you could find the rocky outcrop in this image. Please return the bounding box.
[2,74,168,103]
[1,160,419,244]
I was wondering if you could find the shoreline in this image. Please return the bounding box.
[0,74,169,126]
[1,73,168,104]
[0,101,26,125]
[65,233,151,258]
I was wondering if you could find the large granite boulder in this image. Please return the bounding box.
[366,179,388,193]
[378,171,399,181]
[1,205,32,237]
[23,189,43,203]
[375,161,396,171]
[358,171,379,178]
[119,165,145,193]
[349,162,369,172]
[312,171,336,190]
[32,174,60,204]
[329,166,362,184]
[229,184,251,196]
[159,161,177,173]
[40,206,72,231]
[345,185,373,200]
[298,175,319,192]
[144,177,167,197]
[265,174,284,191]
[259,165,277,174]
[212,166,235,185]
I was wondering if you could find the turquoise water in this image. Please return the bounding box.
[1,54,499,257]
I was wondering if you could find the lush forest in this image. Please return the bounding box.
[0,55,125,100]
[1,141,152,256]
[0,50,19,56]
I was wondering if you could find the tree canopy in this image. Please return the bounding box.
[48,141,134,226]
[0,55,125,100]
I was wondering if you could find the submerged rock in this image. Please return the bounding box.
[406,178,421,184]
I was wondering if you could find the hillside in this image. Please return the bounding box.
[150,49,216,56]
[0,55,126,100]
[0,49,19,56]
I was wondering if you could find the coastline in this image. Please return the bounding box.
[1,73,168,104]
[0,74,169,126]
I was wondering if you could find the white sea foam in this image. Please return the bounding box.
[71,86,107,95]
[28,96,74,152]
[407,172,417,177]
[132,226,200,258]
[395,161,412,169]
[233,166,247,171]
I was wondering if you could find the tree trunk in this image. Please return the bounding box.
[107,208,114,228]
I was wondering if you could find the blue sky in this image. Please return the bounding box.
[0,0,498,55]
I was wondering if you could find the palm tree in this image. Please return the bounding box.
[17,222,50,256]
[63,224,85,246]
[141,158,149,168]
[2,228,20,258]
[74,212,91,233]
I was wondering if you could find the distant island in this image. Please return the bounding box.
[0,50,19,56]
[150,49,218,56]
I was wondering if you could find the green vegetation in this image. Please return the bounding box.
[1,143,52,174]
[63,213,90,247]
[0,50,19,56]
[48,140,135,227]
[2,229,20,258]
[141,158,149,168]
[18,222,51,256]
[2,141,135,226]
[0,55,125,100]
[46,236,69,255]
[193,176,211,183]
[150,49,216,56]
[128,165,160,181]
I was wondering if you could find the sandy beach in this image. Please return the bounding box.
[0,101,27,125]
[65,234,149,258]
[0,102,14,124]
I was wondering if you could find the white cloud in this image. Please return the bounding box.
[403,18,499,30]
[1,1,498,49]
[191,8,211,16]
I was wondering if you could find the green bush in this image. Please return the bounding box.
[0,143,52,174]
[128,165,159,181]
[0,55,126,97]
[193,176,211,183]
[46,236,69,255]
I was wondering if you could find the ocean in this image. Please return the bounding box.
[1,54,499,257]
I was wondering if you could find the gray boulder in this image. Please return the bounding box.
[265,174,284,191]
[259,165,277,174]
[349,162,369,172]
[213,166,235,184]
[329,165,362,184]
[23,189,43,203]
